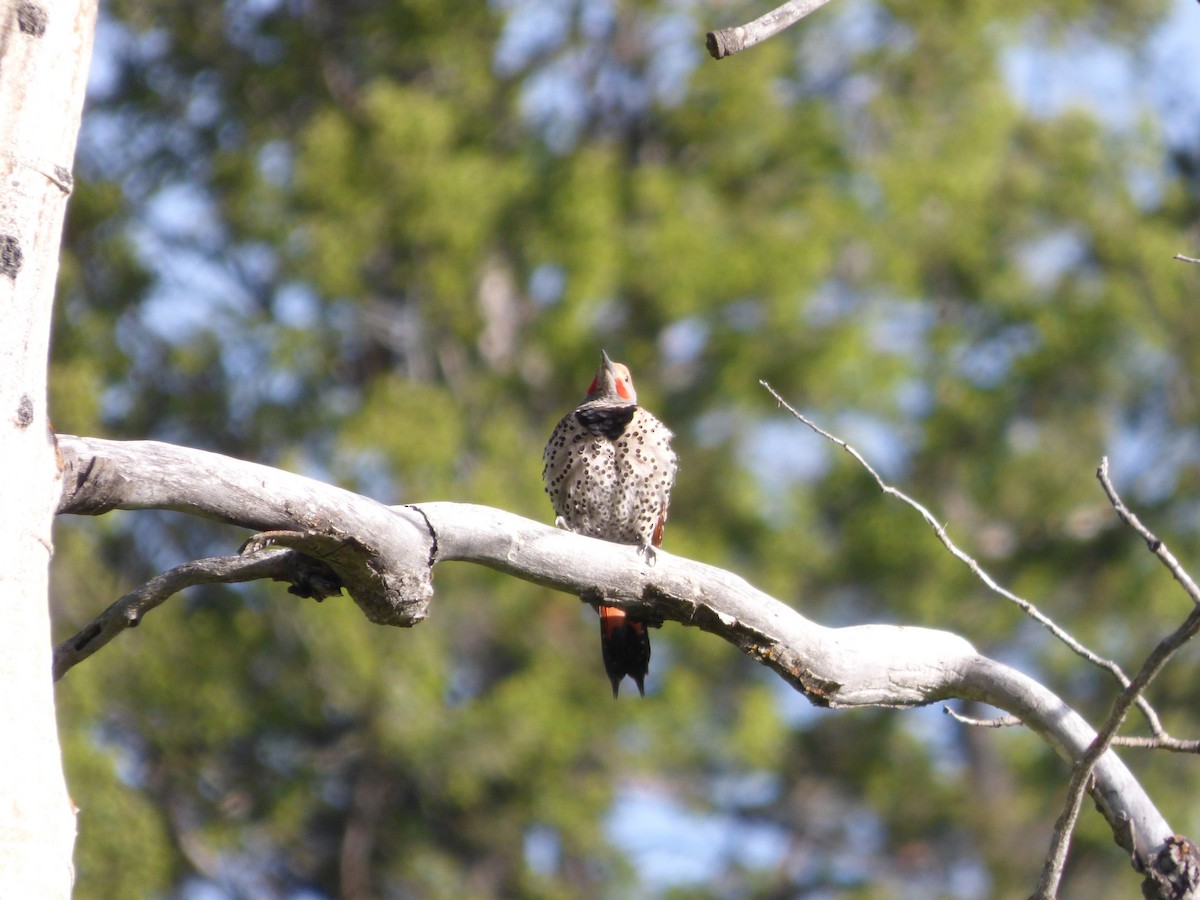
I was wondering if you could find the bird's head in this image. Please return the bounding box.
[586,350,637,404]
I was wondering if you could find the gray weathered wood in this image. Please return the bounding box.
[54,434,1173,877]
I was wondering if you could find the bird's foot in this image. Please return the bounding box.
[638,542,658,567]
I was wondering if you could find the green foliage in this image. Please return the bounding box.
[49,0,1200,896]
[66,731,175,900]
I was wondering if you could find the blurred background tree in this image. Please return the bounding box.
[49,0,1200,896]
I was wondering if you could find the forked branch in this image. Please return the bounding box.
[1032,461,1200,898]
[760,380,1172,740]
[757,386,1200,897]
[52,548,342,681]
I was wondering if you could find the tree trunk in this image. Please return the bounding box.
[0,0,97,894]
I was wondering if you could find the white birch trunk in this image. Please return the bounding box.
[0,1,97,894]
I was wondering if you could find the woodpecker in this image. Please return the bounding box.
[542,351,678,697]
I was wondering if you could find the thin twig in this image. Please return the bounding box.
[1095,458,1200,606]
[1174,254,1200,264]
[1111,735,1200,753]
[943,706,1023,728]
[942,711,1200,751]
[760,381,1165,735]
[706,0,833,59]
[1032,459,1200,898]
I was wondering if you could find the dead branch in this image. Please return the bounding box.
[52,548,341,681]
[1096,458,1200,606]
[760,380,1168,738]
[943,706,1022,729]
[1032,460,1200,899]
[1112,736,1200,753]
[52,434,1176,885]
[706,0,833,60]
[57,435,434,626]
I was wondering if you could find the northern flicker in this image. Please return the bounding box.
[542,350,678,697]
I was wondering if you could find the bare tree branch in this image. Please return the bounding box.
[1112,736,1200,753]
[943,706,1022,729]
[760,380,1169,739]
[706,0,834,59]
[51,434,1176,885]
[1096,458,1200,606]
[944,706,1200,751]
[52,548,342,681]
[57,435,435,626]
[756,387,1200,896]
[1174,254,1200,264]
[1032,459,1200,899]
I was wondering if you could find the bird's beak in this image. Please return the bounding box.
[601,349,615,373]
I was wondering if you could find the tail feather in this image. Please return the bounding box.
[598,604,651,698]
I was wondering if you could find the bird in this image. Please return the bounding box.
[542,350,678,697]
